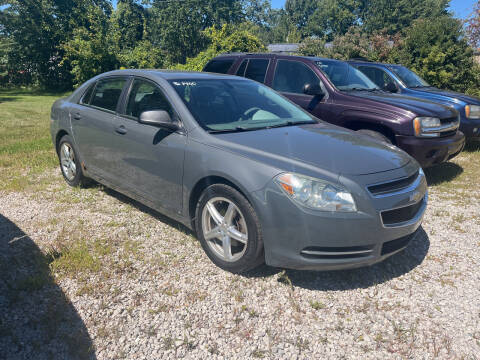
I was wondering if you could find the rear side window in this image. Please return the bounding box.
[244,59,269,83]
[204,59,234,74]
[273,60,319,94]
[80,83,96,104]
[90,78,127,112]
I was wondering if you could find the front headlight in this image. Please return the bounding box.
[465,105,480,119]
[275,173,357,212]
[413,117,442,137]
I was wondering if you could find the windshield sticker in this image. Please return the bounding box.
[173,81,196,86]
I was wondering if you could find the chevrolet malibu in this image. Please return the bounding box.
[50,70,428,273]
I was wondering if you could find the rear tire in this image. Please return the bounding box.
[195,184,264,273]
[58,135,91,187]
[357,129,392,144]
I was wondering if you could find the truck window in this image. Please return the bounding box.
[357,66,395,90]
[204,59,235,74]
[273,60,320,94]
[241,59,270,83]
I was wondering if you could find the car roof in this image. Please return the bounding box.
[97,69,245,80]
[213,53,347,64]
[347,60,397,66]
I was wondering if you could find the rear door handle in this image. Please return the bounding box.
[115,125,127,135]
[73,113,82,120]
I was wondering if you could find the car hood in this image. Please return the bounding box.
[349,91,458,118]
[409,87,480,106]
[209,123,411,176]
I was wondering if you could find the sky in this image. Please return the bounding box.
[109,0,476,21]
[270,0,475,20]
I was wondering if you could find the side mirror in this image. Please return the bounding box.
[383,82,398,93]
[303,83,325,97]
[139,110,179,131]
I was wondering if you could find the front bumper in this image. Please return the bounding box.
[252,164,427,270]
[395,131,465,168]
[460,117,480,139]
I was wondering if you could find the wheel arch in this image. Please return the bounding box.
[188,175,253,228]
[343,120,397,144]
[55,129,70,154]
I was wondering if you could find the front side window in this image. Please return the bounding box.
[125,79,174,118]
[203,59,235,74]
[273,60,320,94]
[90,78,127,112]
[388,65,430,88]
[357,66,396,90]
[315,60,379,91]
[169,78,315,132]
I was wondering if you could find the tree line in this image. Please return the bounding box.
[0,0,479,95]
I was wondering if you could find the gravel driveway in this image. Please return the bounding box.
[0,167,479,360]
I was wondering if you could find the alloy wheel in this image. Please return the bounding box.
[201,197,248,262]
[60,143,77,181]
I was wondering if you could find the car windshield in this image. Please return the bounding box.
[388,65,430,88]
[315,60,379,91]
[169,79,316,132]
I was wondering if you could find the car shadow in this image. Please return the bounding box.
[464,140,480,152]
[100,186,195,236]
[424,162,463,186]
[0,214,96,360]
[245,227,430,291]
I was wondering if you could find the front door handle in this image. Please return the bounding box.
[73,113,82,120]
[115,125,127,135]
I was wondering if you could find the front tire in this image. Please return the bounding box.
[195,184,264,273]
[58,135,90,187]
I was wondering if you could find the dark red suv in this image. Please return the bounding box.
[204,54,465,168]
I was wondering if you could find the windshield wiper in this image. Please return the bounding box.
[343,87,377,92]
[207,126,250,134]
[265,120,316,129]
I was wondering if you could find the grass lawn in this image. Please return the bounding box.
[0,88,70,191]
[0,88,479,194]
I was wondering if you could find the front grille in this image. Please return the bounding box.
[381,234,412,255]
[381,199,424,226]
[300,245,374,259]
[439,130,457,138]
[368,170,419,196]
[440,116,458,125]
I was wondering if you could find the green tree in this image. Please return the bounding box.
[110,0,146,50]
[284,0,317,37]
[0,0,112,89]
[298,26,395,61]
[150,0,244,64]
[392,16,480,94]
[360,0,449,34]
[62,4,117,86]
[117,40,164,69]
[306,0,360,41]
[171,24,265,71]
